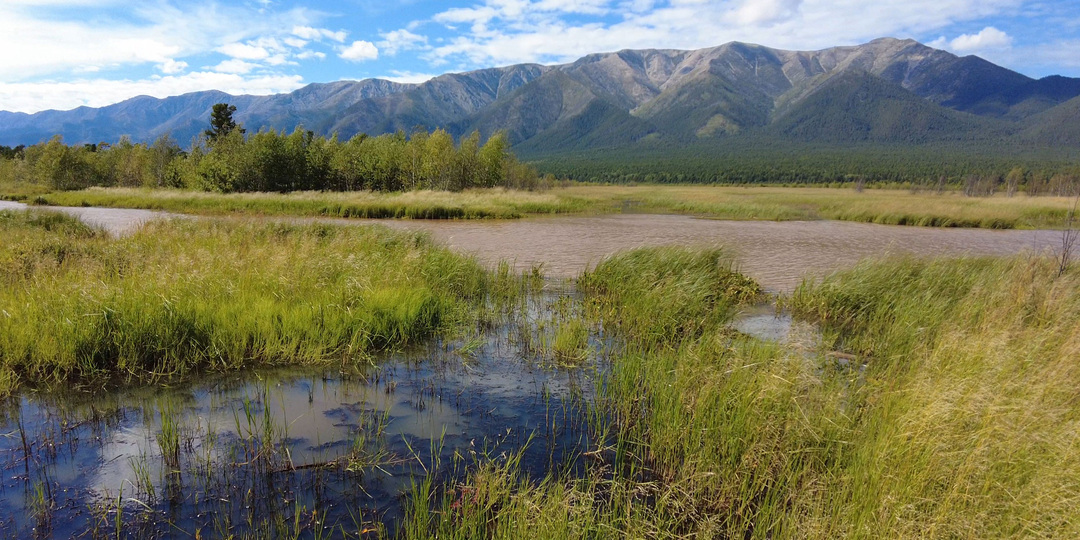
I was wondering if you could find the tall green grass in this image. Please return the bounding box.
[789,256,1080,537]
[0,209,491,394]
[403,248,1080,538]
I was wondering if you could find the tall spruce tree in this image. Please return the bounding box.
[204,103,245,143]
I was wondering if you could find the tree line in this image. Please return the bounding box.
[0,104,543,193]
[525,137,1080,195]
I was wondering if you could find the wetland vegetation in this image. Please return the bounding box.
[5,184,1080,231]
[2,206,1077,538]
[0,209,497,394]
[398,250,1080,539]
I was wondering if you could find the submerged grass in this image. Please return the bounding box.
[16,184,1080,229]
[402,247,1080,539]
[0,209,493,395]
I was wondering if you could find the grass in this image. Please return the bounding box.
[5,204,1078,536]
[400,248,1080,539]
[788,256,1080,537]
[0,209,495,395]
[9,184,1080,229]
[23,187,591,219]
[559,184,1080,229]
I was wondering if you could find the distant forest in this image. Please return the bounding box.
[526,137,1080,195]
[0,117,543,193]
[2,117,1079,196]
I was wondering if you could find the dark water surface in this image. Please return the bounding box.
[0,291,603,538]
[0,200,1061,292]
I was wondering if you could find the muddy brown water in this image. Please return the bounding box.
[1,200,1064,292]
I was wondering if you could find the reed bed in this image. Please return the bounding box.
[23,184,1079,230]
[0,209,492,395]
[403,248,1080,539]
[788,256,1080,538]
[561,185,1080,229]
[28,187,590,219]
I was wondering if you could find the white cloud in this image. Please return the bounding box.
[533,0,610,15]
[283,37,308,49]
[377,29,430,56]
[948,26,1013,52]
[218,42,271,60]
[381,70,437,84]
[340,40,379,62]
[158,59,188,74]
[264,54,294,66]
[732,0,801,26]
[0,2,317,81]
[422,0,1030,69]
[296,50,327,60]
[0,72,305,114]
[292,25,347,42]
[212,59,259,74]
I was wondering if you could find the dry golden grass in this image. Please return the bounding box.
[559,184,1080,229]
[25,184,1079,229]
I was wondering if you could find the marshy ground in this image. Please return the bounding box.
[6,184,1080,230]
[0,207,1077,538]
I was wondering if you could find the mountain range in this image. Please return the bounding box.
[2,37,1079,158]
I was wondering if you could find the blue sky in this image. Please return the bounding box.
[2,0,1080,113]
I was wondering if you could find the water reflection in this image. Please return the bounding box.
[0,292,603,538]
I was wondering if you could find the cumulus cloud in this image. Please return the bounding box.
[732,0,801,26]
[948,26,1013,52]
[0,2,317,81]
[158,59,188,74]
[421,0,1031,68]
[0,72,305,114]
[283,37,308,49]
[381,70,437,84]
[377,29,430,56]
[212,59,260,74]
[218,42,271,60]
[292,25,347,42]
[340,41,379,62]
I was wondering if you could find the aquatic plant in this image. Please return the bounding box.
[403,248,1080,539]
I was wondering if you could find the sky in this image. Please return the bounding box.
[2,0,1080,114]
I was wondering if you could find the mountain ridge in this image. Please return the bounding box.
[2,37,1078,156]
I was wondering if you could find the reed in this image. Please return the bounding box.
[0,209,492,394]
[20,184,1080,229]
[28,187,589,220]
[403,248,1080,539]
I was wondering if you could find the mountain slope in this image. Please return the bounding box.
[769,70,1006,143]
[1,38,1078,154]
[1020,94,1080,145]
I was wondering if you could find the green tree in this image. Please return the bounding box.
[478,131,509,188]
[453,131,481,191]
[204,103,245,143]
[149,133,184,187]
